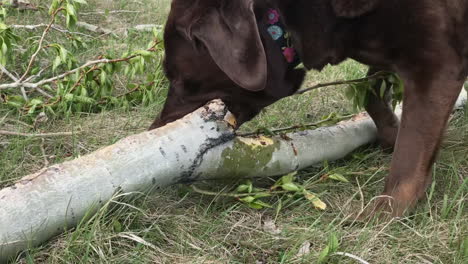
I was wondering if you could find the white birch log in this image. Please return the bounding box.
[0,90,466,262]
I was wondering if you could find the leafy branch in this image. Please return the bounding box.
[191,171,351,210]
[0,0,166,120]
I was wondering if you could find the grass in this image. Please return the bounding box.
[1,0,467,263]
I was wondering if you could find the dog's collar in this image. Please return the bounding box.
[265,9,301,68]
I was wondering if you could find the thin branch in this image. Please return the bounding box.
[0,63,18,82]
[237,114,354,137]
[18,6,65,82]
[40,138,49,168]
[11,24,94,38]
[0,130,77,138]
[1,58,130,90]
[191,185,289,198]
[20,87,28,101]
[76,21,116,36]
[295,71,390,95]
[34,87,54,99]
[0,40,160,91]
[80,10,140,15]
[332,252,370,264]
[24,67,48,83]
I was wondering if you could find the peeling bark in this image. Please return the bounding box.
[0,90,466,262]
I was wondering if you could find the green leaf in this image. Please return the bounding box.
[272,172,297,189]
[112,219,122,232]
[379,80,387,99]
[281,183,301,192]
[239,196,255,204]
[29,98,43,106]
[66,3,76,17]
[52,56,62,71]
[28,105,37,115]
[318,246,330,264]
[49,0,60,15]
[251,200,272,208]
[1,41,7,56]
[100,70,107,84]
[318,233,339,263]
[59,46,68,62]
[328,233,339,252]
[282,172,296,184]
[253,193,272,199]
[66,13,77,28]
[73,0,88,4]
[328,173,349,183]
[134,50,153,58]
[236,184,250,193]
[247,202,263,210]
[64,94,74,101]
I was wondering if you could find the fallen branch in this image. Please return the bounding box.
[0,130,76,137]
[237,114,354,137]
[333,252,370,264]
[0,63,19,82]
[0,0,38,11]
[296,71,390,95]
[75,21,116,37]
[18,6,65,82]
[79,10,140,15]
[11,24,95,38]
[0,90,466,261]
[132,24,163,31]
[0,40,159,90]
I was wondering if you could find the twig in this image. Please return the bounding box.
[191,185,289,198]
[40,138,49,168]
[2,0,38,11]
[6,119,34,129]
[0,130,77,137]
[133,24,163,31]
[295,71,390,95]
[24,67,48,83]
[76,21,116,37]
[18,5,65,82]
[20,87,29,101]
[0,40,160,91]
[332,252,370,264]
[0,63,19,82]
[237,114,354,137]
[11,24,94,38]
[80,10,140,15]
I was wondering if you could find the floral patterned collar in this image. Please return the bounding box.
[265,9,301,67]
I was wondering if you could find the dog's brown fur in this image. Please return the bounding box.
[150,0,305,128]
[152,0,468,217]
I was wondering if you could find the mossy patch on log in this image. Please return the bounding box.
[217,136,281,177]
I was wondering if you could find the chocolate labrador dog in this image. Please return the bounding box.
[150,0,306,128]
[151,0,468,217]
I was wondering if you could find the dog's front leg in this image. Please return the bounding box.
[376,69,464,217]
[364,67,400,150]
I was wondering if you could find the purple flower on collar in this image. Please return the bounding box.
[267,9,280,24]
[283,47,296,63]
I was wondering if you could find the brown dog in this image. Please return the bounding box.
[150,0,306,128]
[152,0,468,217]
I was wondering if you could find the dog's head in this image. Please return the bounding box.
[277,0,381,70]
[150,0,305,129]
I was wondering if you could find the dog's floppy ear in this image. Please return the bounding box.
[331,0,380,18]
[189,0,266,91]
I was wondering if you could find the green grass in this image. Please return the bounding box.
[1,1,467,263]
